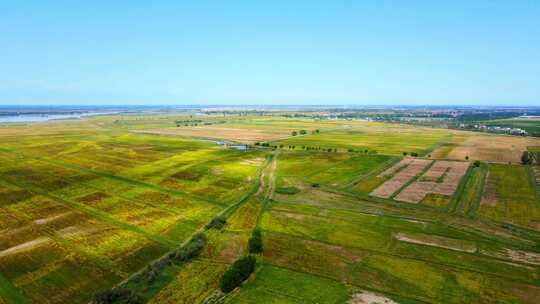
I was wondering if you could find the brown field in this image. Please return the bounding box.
[132,126,290,144]
[377,158,412,177]
[480,171,497,207]
[432,132,540,163]
[395,161,469,203]
[370,159,432,198]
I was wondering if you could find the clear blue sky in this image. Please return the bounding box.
[1,1,539,106]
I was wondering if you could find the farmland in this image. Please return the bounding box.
[1,113,540,304]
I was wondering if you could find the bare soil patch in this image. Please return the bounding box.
[377,158,412,177]
[34,211,73,225]
[394,232,476,253]
[481,248,540,265]
[395,161,469,203]
[480,171,497,207]
[348,291,399,304]
[241,157,264,166]
[371,159,432,198]
[133,126,290,144]
[434,133,540,163]
[0,237,50,257]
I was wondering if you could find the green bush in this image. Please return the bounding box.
[275,186,300,195]
[205,216,226,230]
[94,288,142,304]
[173,232,207,262]
[220,255,257,293]
[248,229,263,254]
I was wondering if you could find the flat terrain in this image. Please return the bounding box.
[1,114,539,304]
[431,132,540,163]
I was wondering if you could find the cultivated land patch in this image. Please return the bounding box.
[370,158,432,199]
[273,122,451,156]
[133,125,291,144]
[432,132,540,163]
[1,114,540,304]
[479,163,540,229]
[395,160,469,203]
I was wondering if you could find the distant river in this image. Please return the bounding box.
[0,112,117,123]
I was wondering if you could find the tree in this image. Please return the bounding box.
[220,255,257,293]
[299,130,307,135]
[465,156,469,160]
[403,152,408,156]
[291,131,297,136]
[473,160,481,167]
[205,216,226,230]
[94,288,142,304]
[248,229,263,254]
[521,151,532,165]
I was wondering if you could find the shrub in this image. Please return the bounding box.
[220,255,257,293]
[291,131,297,136]
[275,186,300,195]
[521,151,532,165]
[94,288,142,304]
[473,160,481,167]
[248,229,263,254]
[403,152,408,156]
[205,216,227,230]
[173,232,207,262]
[410,152,418,157]
[299,130,307,135]
[311,183,320,188]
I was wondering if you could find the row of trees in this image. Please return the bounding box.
[403,152,419,157]
[219,229,263,293]
[291,129,320,136]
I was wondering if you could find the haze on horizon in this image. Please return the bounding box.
[1,1,539,107]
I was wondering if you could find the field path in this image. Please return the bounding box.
[256,152,278,200]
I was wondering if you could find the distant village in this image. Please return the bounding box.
[457,123,528,136]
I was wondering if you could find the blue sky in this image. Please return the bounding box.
[1,1,539,106]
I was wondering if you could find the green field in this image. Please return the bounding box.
[0,114,539,304]
[478,163,540,229]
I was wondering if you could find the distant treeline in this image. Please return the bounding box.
[456,111,540,122]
